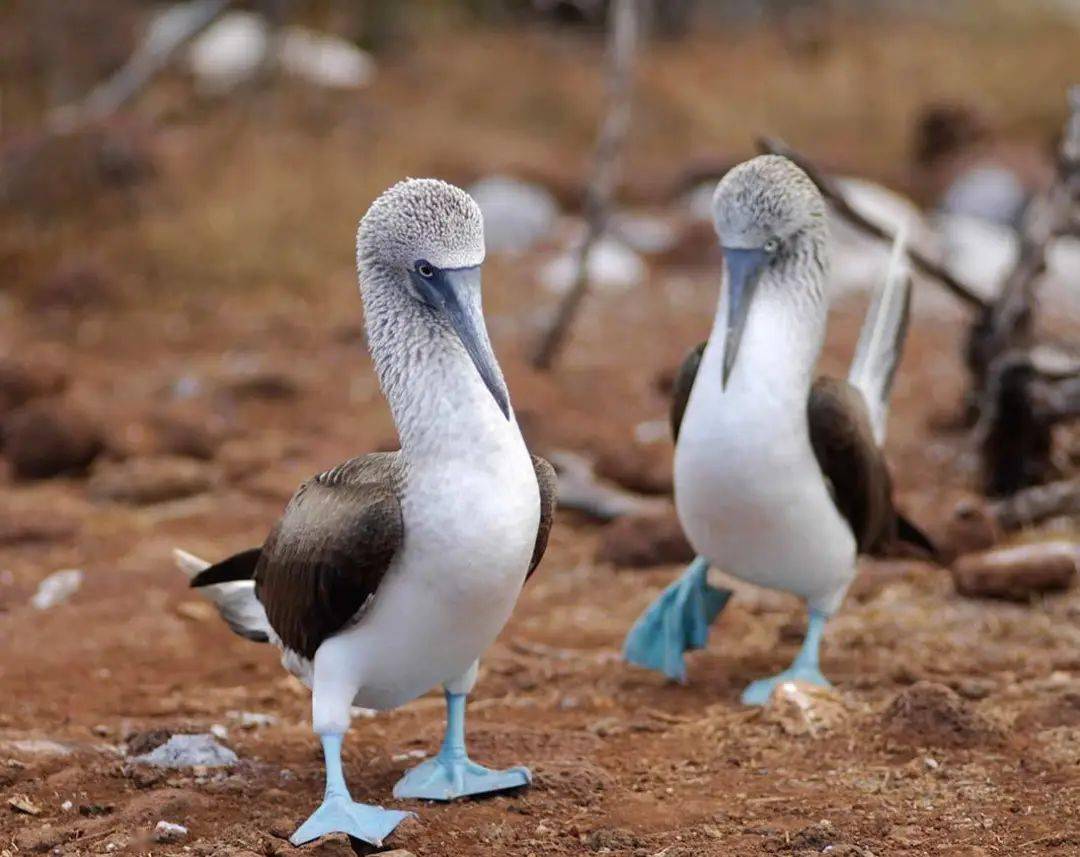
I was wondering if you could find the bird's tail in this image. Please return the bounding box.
[848,224,913,446]
[173,548,271,643]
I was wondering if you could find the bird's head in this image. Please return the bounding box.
[356,178,508,419]
[710,155,829,385]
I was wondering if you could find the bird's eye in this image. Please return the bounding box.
[415,261,435,278]
[763,237,780,255]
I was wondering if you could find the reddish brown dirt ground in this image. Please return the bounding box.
[2,12,1079,857]
[2,276,1079,857]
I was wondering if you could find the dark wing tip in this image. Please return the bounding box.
[190,548,262,588]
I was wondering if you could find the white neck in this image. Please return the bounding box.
[705,270,828,405]
[360,267,517,461]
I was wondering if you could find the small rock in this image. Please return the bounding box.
[940,164,1027,227]
[131,733,237,769]
[942,498,1000,561]
[149,408,226,461]
[60,800,73,811]
[33,263,114,310]
[469,175,559,254]
[952,541,1078,601]
[8,793,42,815]
[151,821,188,843]
[0,512,77,547]
[540,235,645,295]
[2,400,104,479]
[376,851,416,857]
[223,369,300,401]
[596,512,694,568]
[609,211,679,256]
[88,456,215,505]
[125,729,174,757]
[30,569,83,610]
[762,681,848,738]
[881,681,999,747]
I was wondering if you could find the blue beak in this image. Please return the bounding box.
[721,247,768,387]
[410,265,511,420]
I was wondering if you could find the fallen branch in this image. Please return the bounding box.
[548,449,667,521]
[757,136,988,311]
[990,478,1080,530]
[48,0,234,133]
[531,0,641,370]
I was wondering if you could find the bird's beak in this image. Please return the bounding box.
[720,246,768,387]
[411,265,511,420]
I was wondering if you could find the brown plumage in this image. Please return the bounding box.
[191,453,557,660]
[670,343,934,560]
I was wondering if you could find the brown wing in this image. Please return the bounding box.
[254,453,403,660]
[526,454,557,581]
[671,341,707,443]
[807,377,896,555]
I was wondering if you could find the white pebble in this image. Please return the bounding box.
[31,569,84,610]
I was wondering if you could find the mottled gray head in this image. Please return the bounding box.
[710,155,829,385]
[357,177,485,273]
[356,179,509,419]
[712,155,827,250]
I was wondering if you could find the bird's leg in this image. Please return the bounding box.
[393,661,531,801]
[623,555,733,682]
[740,607,832,706]
[289,734,413,846]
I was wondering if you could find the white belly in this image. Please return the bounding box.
[319,446,539,710]
[674,337,856,614]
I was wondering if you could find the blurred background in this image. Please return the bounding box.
[1,2,1079,855]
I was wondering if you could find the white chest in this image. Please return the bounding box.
[673,297,856,612]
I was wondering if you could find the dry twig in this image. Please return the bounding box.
[990,478,1080,530]
[531,0,641,370]
[48,0,234,133]
[967,86,1080,386]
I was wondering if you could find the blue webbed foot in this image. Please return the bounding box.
[394,755,531,801]
[741,608,833,706]
[290,795,412,847]
[623,556,731,682]
[739,664,831,706]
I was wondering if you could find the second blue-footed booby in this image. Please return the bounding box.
[174,178,556,847]
[624,155,934,704]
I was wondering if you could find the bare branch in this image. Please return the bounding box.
[990,478,1080,530]
[531,0,641,370]
[48,0,234,133]
[757,136,988,311]
[968,86,1080,385]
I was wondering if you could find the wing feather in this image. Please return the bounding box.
[254,453,403,660]
[670,342,707,443]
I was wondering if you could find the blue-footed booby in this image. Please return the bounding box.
[623,155,934,705]
[174,178,556,847]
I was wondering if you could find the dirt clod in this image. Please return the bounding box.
[0,356,67,417]
[88,456,216,505]
[881,681,999,747]
[596,511,694,568]
[2,399,104,479]
[12,823,65,853]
